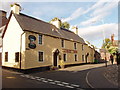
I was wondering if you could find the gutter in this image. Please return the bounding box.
[20,32,25,69]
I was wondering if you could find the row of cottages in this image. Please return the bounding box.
[2,4,95,70]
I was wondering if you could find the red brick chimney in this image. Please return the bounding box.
[0,10,8,27]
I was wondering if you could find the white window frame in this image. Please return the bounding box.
[61,39,65,48]
[38,51,44,62]
[38,34,43,45]
[74,43,77,50]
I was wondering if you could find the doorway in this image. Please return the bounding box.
[53,49,59,67]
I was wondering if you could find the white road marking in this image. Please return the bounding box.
[54,80,61,83]
[20,74,82,89]
[47,79,53,81]
[42,80,48,83]
[62,82,69,85]
[35,77,40,79]
[71,84,80,87]
[65,85,74,88]
[36,79,42,81]
[57,83,65,86]
[49,82,56,84]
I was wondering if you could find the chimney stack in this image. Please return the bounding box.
[11,3,21,14]
[72,26,78,35]
[50,18,61,29]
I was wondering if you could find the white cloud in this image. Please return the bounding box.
[77,23,118,48]
[61,8,84,22]
[78,23,118,41]
[80,0,118,26]
[61,0,108,22]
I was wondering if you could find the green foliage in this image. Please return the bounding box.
[50,17,70,29]
[102,38,118,54]
[10,4,13,7]
[61,22,70,29]
[50,17,59,21]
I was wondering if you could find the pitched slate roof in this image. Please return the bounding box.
[14,13,85,44]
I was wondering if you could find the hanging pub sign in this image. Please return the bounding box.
[62,49,77,53]
[28,35,36,49]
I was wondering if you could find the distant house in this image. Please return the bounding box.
[2,3,95,70]
[100,34,119,62]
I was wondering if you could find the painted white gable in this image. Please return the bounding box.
[2,14,25,68]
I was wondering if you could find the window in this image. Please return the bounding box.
[63,54,66,61]
[38,51,43,62]
[74,43,77,49]
[82,55,84,62]
[15,52,19,62]
[82,45,84,50]
[75,54,77,61]
[5,52,8,62]
[39,34,42,44]
[61,39,64,48]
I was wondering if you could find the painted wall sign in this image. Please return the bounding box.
[28,35,36,49]
[62,49,77,53]
[28,35,36,41]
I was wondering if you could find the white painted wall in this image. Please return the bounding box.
[2,14,25,68]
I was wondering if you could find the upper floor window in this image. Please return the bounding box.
[74,43,77,49]
[39,34,42,44]
[82,45,84,51]
[15,52,19,62]
[38,51,44,62]
[61,39,64,48]
[5,52,8,62]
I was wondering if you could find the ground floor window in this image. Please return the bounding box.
[63,54,66,62]
[15,52,19,62]
[5,52,8,62]
[38,51,44,62]
[75,54,77,61]
[82,55,84,62]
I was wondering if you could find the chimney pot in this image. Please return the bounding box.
[11,3,21,14]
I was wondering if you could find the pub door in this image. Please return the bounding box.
[53,52,58,66]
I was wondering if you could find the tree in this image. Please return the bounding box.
[61,22,70,29]
[102,38,118,54]
[50,17,70,29]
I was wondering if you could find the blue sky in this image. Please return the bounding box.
[1,0,118,50]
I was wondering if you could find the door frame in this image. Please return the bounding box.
[52,49,59,67]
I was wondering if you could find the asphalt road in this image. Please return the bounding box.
[2,63,107,89]
[2,68,91,89]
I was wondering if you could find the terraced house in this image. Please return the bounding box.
[2,4,95,70]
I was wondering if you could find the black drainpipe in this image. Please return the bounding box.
[20,32,25,69]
